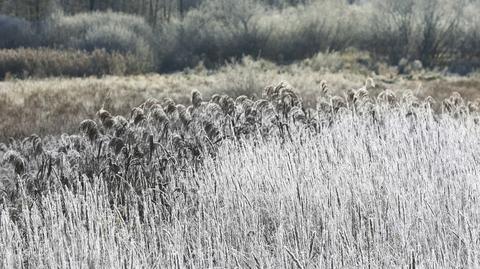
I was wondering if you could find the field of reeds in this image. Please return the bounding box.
[2,0,480,267]
[2,76,480,267]
[3,55,480,140]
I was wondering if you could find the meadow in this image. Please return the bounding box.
[2,76,480,267]
[2,0,480,268]
[3,54,480,140]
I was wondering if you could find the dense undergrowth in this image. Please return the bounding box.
[0,48,146,79]
[2,0,480,75]
[1,81,480,267]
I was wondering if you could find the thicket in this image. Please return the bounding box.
[0,15,35,48]
[1,0,480,76]
[159,0,480,73]
[43,12,154,63]
[0,48,147,79]
[0,12,154,77]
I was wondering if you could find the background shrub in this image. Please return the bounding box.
[155,0,268,71]
[0,48,147,79]
[0,15,37,48]
[2,0,480,75]
[260,1,364,63]
[42,12,155,70]
[155,0,364,71]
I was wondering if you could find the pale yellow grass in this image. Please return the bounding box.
[2,58,480,139]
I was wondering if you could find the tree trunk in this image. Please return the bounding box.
[178,0,183,18]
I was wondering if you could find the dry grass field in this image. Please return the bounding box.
[2,56,480,140]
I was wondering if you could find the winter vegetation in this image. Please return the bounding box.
[3,55,480,141]
[2,0,480,268]
[0,48,147,79]
[1,0,480,76]
[2,82,480,267]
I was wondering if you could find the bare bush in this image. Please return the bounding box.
[44,11,154,69]
[0,15,36,48]
[0,48,147,79]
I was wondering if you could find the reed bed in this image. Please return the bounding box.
[1,81,480,268]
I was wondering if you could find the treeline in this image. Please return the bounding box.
[1,0,480,78]
[0,0,315,26]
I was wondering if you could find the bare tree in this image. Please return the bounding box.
[416,0,463,66]
[88,0,94,10]
[369,0,415,64]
